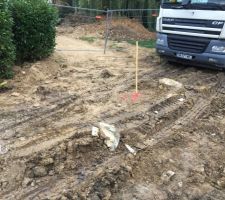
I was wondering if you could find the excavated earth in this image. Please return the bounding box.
[1,28,225,200]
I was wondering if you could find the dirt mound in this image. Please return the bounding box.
[58,17,155,41]
[109,19,156,41]
[61,13,103,27]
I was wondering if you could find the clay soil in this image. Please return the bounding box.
[1,25,225,200]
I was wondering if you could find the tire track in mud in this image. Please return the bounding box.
[0,66,160,128]
[140,74,225,148]
[2,96,219,199]
[2,73,225,200]
[201,189,225,200]
[4,69,224,157]
[0,64,183,135]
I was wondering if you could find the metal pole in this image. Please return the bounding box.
[104,10,112,54]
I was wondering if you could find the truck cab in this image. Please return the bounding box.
[156,0,225,69]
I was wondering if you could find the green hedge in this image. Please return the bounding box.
[0,0,15,78]
[10,0,58,63]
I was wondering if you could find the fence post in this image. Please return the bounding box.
[104,11,109,54]
[104,10,113,54]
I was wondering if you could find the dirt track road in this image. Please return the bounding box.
[1,33,225,200]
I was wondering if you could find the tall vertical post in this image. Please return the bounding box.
[104,10,112,54]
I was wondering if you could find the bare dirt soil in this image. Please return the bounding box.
[1,26,225,200]
[58,18,156,41]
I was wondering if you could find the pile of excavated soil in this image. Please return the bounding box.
[58,17,155,40]
[109,19,156,41]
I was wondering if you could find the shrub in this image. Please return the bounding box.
[10,0,58,63]
[0,0,15,78]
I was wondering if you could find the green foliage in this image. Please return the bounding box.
[79,36,96,43]
[73,0,160,10]
[128,39,156,48]
[0,0,15,78]
[10,0,58,63]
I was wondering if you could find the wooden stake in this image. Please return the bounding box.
[135,41,139,93]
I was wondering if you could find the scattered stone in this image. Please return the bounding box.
[217,178,225,188]
[21,71,26,75]
[154,111,159,114]
[19,137,26,141]
[100,69,114,78]
[0,142,8,155]
[61,64,68,68]
[169,159,175,163]
[178,98,185,102]
[178,181,183,188]
[161,170,175,183]
[55,164,65,174]
[33,103,40,108]
[159,78,183,89]
[31,181,35,187]
[102,188,111,200]
[40,158,54,166]
[49,170,55,176]
[1,181,8,188]
[33,166,47,177]
[22,177,32,187]
[11,92,20,97]
[125,144,137,155]
[92,126,99,137]
[99,122,120,151]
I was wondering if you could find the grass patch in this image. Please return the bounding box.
[128,39,156,48]
[79,36,96,43]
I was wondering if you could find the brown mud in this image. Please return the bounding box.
[0,27,225,200]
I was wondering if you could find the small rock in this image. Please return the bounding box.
[61,64,68,68]
[102,188,111,200]
[0,143,8,155]
[33,103,40,108]
[159,78,183,89]
[21,71,26,75]
[92,126,99,137]
[1,181,8,188]
[19,137,26,141]
[33,166,47,177]
[100,69,114,78]
[40,158,54,166]
[217,178,225,188]
[169,159,175,163]
[161,170,175,183]
[178,98,185,102]
[125,165,132,172]
[125,144,137,155]
[22,177,32,187]
[31,181,35,187]
[55,164,65,174]
[49,170,54,176]
[178,181,183,188]
[154,111,159,114]
[11,92,20,97]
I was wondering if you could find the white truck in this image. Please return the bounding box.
[156,0,225,69]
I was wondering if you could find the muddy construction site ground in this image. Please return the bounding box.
[1,27,225,200]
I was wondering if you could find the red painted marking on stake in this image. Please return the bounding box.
[131,92,141,103]
[95,16,102,20]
